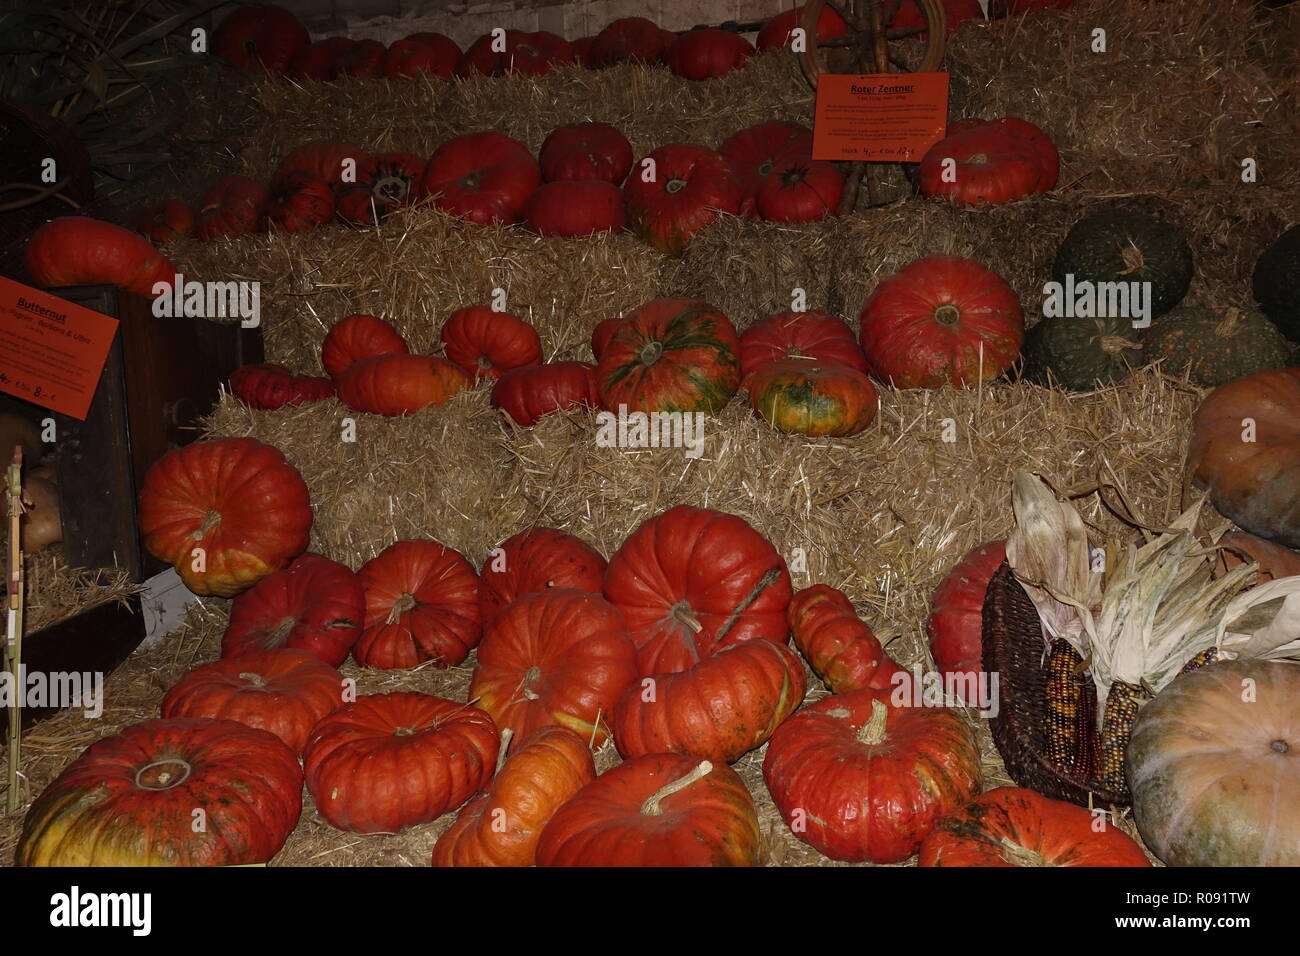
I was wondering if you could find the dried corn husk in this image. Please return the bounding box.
[1215,575,1300,662]
[1086,501,1257,726]
[1006,471,1101,656]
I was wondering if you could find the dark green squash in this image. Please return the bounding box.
[1021,316,1144,391]
[1252,224,1300,343]
[1051,210,1193,320]
[1141,305,1293,387]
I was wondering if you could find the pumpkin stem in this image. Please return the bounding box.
[856,698,889,745]
[670,601,704,634]
[664,178,687,195]
[459,170,482,191]
[934,304,961,327]
[496,728,514,773]
[1271,739,1290,754]
[238,671,267,688]
[522,666,542,701]
[134,758,193,791]
[638,340,664,367]
[998,836,1049,867]
[1214,307,1243,338]
[269,615,298,644]
[192,509,222,539]
[1099,335,1142,355]
[386,593,417,625]
[1118,241,1145,276]
[372,173,409,205]
[640,760,713,816]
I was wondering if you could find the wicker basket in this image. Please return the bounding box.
[982,560,1130,808]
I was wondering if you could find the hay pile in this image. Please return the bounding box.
[21,551,139,633]
[5,0,1297,866]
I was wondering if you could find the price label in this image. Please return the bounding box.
[0,278,119,420]
[812,72,950,163]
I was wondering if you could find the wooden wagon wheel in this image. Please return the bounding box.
[798,0,948,213]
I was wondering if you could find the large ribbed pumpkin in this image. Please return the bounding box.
[303,692,498,833]
[622,144,742,255]
[337,353,470,416]
[1128,659,1300,866]
[925,539,1006,702]
[746,359,878,437]
[430,726,596,867]
[16,718,302,866]
[612,638,806,763]
[137,437,313,598]
[469,588,638,747]
[763,689,982,863]
[536,754,761,866]
[596,298,742,414]
[321,313,410,382]
[161,648,344,756]
[859,255,1024,389]
[738,310,869,380]
[603,505,793,675]
[353,539,481,669]
[478,527,607,628]
[919,787,1151,867]
[1186,367,1300,548]
[221,553,364,667]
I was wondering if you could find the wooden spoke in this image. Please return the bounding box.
[885,26,927,39]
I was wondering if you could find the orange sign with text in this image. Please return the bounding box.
[812,72,950,162]
[0,278,120,420]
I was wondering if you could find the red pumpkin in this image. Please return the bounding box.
[288,37,355,81]
[763,689,983,862]
[479,527,608,628]
[162,648,344,756]
[925,539,1006,701]
[756,5,849,50]
[469,588,638,746]
[719,121,814,218]
[747,359,879,436]
[440,306,542,381]
[272,140,365,193]
[335,152,424,224]
[590,316,624,360]
[588,17,674,66]
[196,175,269,240]
[890,0,987,32]
[919,786,1150,867]
[613,638,806,763]
[383,34,460,79]
[622,144,742,255]
[265,171,335,232]
[603,505,792,675]
[536,754,760,866]
[132,200,196,245]
[739,310,869,379]
[788,585,904,692]
[229,363,335,410]
[337,38,386,78]
[524,180,627,237]
[570,36,594,66]
[958,117,1059,191]
[222,553,364,667]
[859,254,1024,388]
[665,29,753,80]
[419,131,541,226]
[137,437,312,598]
[304,692,498,833]
[595,298,741,414]
[431,725,596,867]
[16,717,302,866]
[539,122,634,184]
[213,4,309,75]
[25,217,177,296]
[755,158,843,223]
[919,127,1044,206]
[456,30,573,77]
[337,354,470,416]
[354,539,481,669]
[321,313,410,382]
[491,362,600,427]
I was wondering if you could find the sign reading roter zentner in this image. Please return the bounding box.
[812,72,950,163]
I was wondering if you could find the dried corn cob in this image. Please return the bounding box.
[1180,646,1218,674]
[1098,679,1148,792]
[1043,639,1086,771]
[1072,676,1099,779]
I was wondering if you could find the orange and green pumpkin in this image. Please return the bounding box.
[747,359,878,436]
[1140,305,1292,388]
